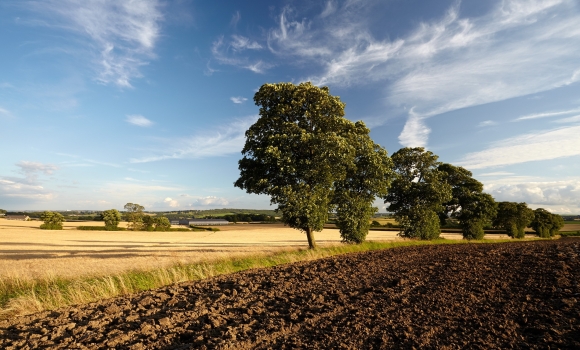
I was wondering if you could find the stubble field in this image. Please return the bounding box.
[0,219,518,281]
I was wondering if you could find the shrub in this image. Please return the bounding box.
[40,211,64,230]
[101,209,122,229]
[190,226,220,232]
[77,226,126,231]
[461,220,485,240]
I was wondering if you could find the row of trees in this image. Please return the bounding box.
[38,203,172,231]
[235,82,564,249]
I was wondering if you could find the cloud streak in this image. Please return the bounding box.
[126,114,153,127]
[236,0,580,147]
[230,96,247,104]
[457,126,580,169]
[27,0,163,87]
[130,115,258,163]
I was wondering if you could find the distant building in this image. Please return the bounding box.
[170,219,180,225]
[179,218,230,226]
[5,215,30,221]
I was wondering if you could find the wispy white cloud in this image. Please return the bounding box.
[478,120,498,127]
[130,115,258,163]
[211,36,271,73]
[0,107,13,118]
[26,0,163,87]
[252,0,580,147]
[230,11,241,28]
[231,35,262,51]
[320,1,337,18]
[126,114,153,127]
[555,114,580,123]
[230,96,247,104]
[0,162,58,202]
[56,153,121,168]
[398,110,430,147]
[514,107,580,121]
[193,196,229,206]
[478,171,515,176]
[17,161,58,180]
[456,126,580,169]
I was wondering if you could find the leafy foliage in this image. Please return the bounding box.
[40,211,65,230]
[438,164,497,240]
[384,147,452,240]
[333,122,393,243]
[124,203,145,231]
[235,82,359,249]
[143,216,172,231]
[101,209,122,229]
[529,208,565,238]
[493,202,534,238]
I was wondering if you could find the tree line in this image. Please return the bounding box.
[38,203,172,231]
[235,82,565,249]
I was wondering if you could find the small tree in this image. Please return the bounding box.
[101,209,121,230]
[124,203,144,231]
[529,208,564,238]
[235,82,358,249]
[493,202,534,238]
[384,147,452,240]
[40,211,65,230]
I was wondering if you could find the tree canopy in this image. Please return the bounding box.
[438,163,497,240]
[124,203,145,231]
[529,208,564,238]
[384,147,452,240]
[493,202,534,238]
[101,209,122,229]
[333,122,393,243]
[40,211,65,230]
[235,82,361,249]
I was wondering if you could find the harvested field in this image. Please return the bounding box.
[1,239,578,349]
[0,220,514,280]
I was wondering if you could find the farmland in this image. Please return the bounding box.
[0,219,516,281]
[1,238,578,349]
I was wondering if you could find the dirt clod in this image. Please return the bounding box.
[1,239,579,349]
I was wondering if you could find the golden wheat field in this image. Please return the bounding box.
[0,219,523,281]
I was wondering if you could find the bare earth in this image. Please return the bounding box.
[0,239,578,349]
[0,220,515,280]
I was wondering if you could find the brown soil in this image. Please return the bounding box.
[1,239,579,349]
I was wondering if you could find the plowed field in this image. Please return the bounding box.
[1,239,579,349]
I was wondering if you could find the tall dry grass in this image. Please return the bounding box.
[0,239,524,319]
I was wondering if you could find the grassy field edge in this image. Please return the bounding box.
[0,238,530,319]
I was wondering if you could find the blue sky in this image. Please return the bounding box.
[1,0,579,213]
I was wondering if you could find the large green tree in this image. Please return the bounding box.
[384,147,452,240]
[332,122,393,243]
[529,208,564,238]
[235,82,359,249]
[124,203,145,231]
[493,202,534,239]
[438,163,497,240]
[40,211,65,230]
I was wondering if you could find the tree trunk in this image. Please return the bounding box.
[306,227,317,249]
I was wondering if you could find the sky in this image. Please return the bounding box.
[1,0,580,214]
